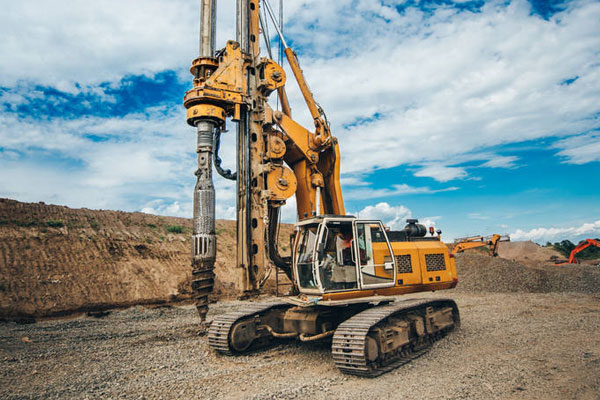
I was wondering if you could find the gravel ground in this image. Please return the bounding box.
[1,292,599,400]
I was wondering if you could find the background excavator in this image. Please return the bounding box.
[452,234,510,257]
[183,0,460,376]
[552,239,600,265]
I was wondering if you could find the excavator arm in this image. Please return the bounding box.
[568,239,600,264]
[261,0,344,219]
[452,234,509,257]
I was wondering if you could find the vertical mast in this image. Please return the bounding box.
[235,0,250,293]
[236,0,269,295]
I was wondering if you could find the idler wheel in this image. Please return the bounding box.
[229,320,257,352]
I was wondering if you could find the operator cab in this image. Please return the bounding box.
[293,215,396,295]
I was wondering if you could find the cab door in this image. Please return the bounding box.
[352,220,396,289]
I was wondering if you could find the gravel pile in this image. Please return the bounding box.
[455,252,600,293]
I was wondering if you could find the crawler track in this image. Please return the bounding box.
[332,298,459,377]
[208,301,289,355]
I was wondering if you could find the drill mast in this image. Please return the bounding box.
[185,0,346,318]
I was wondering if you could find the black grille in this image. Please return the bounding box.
[395,254,412,274]
[425,253,446,271]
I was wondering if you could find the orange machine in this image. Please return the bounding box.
[452,234,510,257]
[185,0,460,377]
[554,239,600,264]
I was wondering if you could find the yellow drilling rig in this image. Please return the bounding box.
[184,0,460,377]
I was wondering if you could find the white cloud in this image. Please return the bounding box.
[356,202,412,230]
[340,176,370,187]
[554,133,600,164]
[480,155,519,169]
[0,0,240,89]
[355,202,440,231]
[420,216,441,230]
[511,220,600,242]
[0,83,246,218]
[141,200,188,217]
[279,0,600,179]
[414,164,468,182]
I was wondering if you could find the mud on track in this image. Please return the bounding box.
[2,292,599,400]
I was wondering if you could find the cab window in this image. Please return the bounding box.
[316,221,358,291]
[355,222,395,287]
[296,226,318,289]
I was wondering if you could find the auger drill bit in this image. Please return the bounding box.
[191,120,217,322]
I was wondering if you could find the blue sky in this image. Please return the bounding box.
[0,0,599,243]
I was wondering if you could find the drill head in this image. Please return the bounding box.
[191,121,217,321]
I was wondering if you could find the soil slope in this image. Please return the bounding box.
[2,198,598,320]
[496,240,563,263]
[0,198,291,319]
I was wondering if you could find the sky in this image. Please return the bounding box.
[0,0,599,244]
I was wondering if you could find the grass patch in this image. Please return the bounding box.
[18,220,37,227]
[165,225,184,234]
[45,220,64,228]
[0,219,37,227]
[146,223,157,229]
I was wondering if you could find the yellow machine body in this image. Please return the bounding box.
[291,216,457,304]
[198,0,462,377]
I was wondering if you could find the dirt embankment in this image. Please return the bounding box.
[2,198,598,320]
[0,198,291,320]
[497,240,563,263]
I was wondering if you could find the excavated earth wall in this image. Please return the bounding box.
[0,198,292,320]
[1,198,598,320]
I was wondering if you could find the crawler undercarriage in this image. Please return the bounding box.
[208,298,459,377]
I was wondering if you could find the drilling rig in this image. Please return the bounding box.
[184,0,460,377]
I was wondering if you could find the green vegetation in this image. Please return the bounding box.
[0,219,37,227]
[45,220,64,228]
[146,223,157,229]
[90,220,101,230]
[165,225,184,234]
[551,239,600,260]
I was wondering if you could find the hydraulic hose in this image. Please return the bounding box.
[267,205,294,282]
[213,130,237,181]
